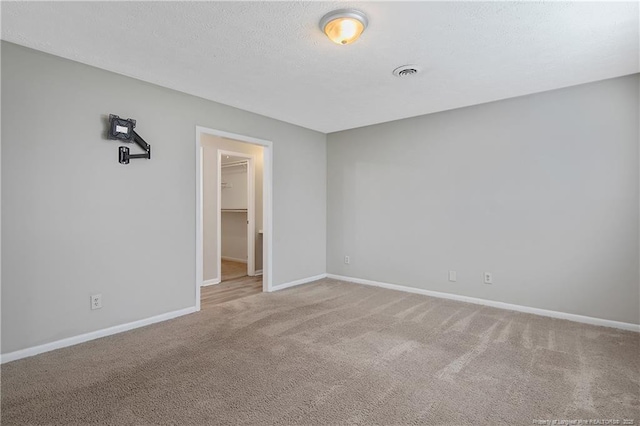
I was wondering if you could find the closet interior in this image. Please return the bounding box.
[221,156,249,281]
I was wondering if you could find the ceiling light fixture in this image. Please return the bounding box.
[320,9,368,45]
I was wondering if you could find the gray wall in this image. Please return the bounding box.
[327,74,640,325]
[1,42,327,354]
[221,213,249,263]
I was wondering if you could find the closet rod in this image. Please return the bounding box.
[221,161,248,169]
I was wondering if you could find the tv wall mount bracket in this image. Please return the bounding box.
[108,114,151,165]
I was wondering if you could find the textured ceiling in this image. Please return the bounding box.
[2,2,638,133]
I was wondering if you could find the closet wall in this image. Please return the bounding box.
[202,134,264,282]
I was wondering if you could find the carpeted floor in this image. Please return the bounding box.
[2,279,639,425]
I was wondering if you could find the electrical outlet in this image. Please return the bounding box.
[483,272,493,285]
[344,255,350,264]
[91,294,102,310]
[448,270,457,282]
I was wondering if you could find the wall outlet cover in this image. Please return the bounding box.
[91,294,103,310]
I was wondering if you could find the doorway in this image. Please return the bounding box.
[219,151,254,282]
[195,126,273,311]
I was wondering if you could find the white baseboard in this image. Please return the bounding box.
[326,274,640,332]
[254,270,263,276]
[1,306,197,364]
[270,273,328,292]
[221,256,247,264]
[202,278,221,287]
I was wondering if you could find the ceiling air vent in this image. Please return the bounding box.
[393,65,421,77]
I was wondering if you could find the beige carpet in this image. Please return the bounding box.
[2,279,639,425]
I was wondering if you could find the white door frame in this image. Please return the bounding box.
[218,149,255,280]
[195,126,273,311]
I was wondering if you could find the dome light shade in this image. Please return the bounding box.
[320,9,368,45]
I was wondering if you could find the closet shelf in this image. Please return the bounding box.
[221,209,247,213]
